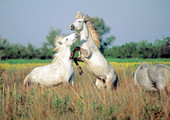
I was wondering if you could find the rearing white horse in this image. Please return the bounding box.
[70,12,118,90]
[24,33,79,87]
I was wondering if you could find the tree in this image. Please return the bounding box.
[17,44,28,59]
[152,39,165,58]
[0,36,11,60]
[91,17,116,53]
[46,28,62,49]
[136,40,150,58]
[0,36,5,60]
[161,37,170,58]
[26,43,37,59]
[118,42,138,58]
[39,43,53,59]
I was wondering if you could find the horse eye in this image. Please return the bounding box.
[66,38,68,41]
[58,42,62,45]
[78,21,81,23]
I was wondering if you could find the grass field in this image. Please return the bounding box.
[0,59,170,119]
[0,58,170,64]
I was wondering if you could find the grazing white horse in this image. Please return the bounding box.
[24,33,79,87]
[69,12,118,90]
[134,62,170,95]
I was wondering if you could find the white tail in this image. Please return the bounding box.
[23,75,30,86]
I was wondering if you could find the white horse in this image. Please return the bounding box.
[24,33,79,87]
[69,12,118,90]
[134,62,170,95]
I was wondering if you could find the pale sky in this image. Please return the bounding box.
[0,0,170,47]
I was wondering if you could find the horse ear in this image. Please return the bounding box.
[55,36,63,46]
[83,17,89,23]
[76,11,83,19]
[52,48,58,52]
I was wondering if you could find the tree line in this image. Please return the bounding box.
[0,16,169,60]
[104,37,170,59]
[1,34,169,60]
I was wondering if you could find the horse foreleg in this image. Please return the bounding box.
[74,57,84,75]
[69,46,80,60]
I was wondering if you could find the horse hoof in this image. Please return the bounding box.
[69,56,73,60]
[79,71,83,75]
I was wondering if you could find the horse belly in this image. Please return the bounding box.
[30,71,61,86]
[84,57,110,77]
[29,66,72,86]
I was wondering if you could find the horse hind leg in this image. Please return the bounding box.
[106,74,119,91]
[68,73,74,87]
[112,74,119,90]
[165,86,170,95]
[105,77,114,91]
[95,78,105,89]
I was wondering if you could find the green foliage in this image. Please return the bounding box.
[39,43,53,59]
[103,37,170,59]
[46,28,62,48]
[0,36,9,60]
[26,43,39,59]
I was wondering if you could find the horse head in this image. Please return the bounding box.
[70,12,89,31]
[70,11,100,48]
[53,33,79,52]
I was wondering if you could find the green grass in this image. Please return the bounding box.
[0,58,169,64]
[0,59,52,64]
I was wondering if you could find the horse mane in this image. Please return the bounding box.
[52,35,64,52]
[51,35,64,63]
[76,12,101,48]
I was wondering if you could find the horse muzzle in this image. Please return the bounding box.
[70,24,75,30]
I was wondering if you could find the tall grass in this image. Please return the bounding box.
[0,63,169,119]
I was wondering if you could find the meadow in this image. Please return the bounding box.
[0,59,170,120]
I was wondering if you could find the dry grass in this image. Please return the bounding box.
[0,63,169,120]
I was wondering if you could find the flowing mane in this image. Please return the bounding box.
[51,35,64,63]
[76,12,100,48]
[54,35,64,52]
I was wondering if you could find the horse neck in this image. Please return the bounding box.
[80,23,89,40]
[53,47,71,63]
[80,23,95,46]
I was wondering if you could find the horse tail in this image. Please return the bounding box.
[23,75,31,87]
[134,70,137,85]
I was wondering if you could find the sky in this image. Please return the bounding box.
[0,0,170,48]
